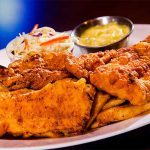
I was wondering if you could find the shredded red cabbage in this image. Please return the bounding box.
[32,33,42,37]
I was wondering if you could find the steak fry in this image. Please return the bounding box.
[91,102,150,128]
[102,98,126,110]
[86,92,110,128]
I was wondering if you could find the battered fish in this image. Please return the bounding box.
[0,78,95,137]
[90,41,150,105]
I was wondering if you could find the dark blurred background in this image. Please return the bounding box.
[0,0,150,49]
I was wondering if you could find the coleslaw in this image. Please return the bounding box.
[6,24,74,61]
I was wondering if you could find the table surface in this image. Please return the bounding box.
[0,0,150,149]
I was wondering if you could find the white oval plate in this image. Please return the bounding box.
[0,24,150,150]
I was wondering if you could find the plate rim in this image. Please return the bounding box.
[0,115,150,150]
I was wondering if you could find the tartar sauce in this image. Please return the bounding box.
[79,22,130,47]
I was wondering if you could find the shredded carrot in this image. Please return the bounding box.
[40,35,69,46]
[24,39,29,50]
[29,24,39,35]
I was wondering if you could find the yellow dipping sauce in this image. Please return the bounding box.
[79,22,130,47]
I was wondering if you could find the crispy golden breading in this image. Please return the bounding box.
[0,52,71,90]
[0,83,8,92]
[90,41,150,105]
[65,50,118,79]
[1,69,70,90]
[91,102,150,128]
[8,52,68,73]
[0,78,95,137]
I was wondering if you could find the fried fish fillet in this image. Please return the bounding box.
[0,78,95,137]
[0,52,71,90]
[8,52,68,73]
[65,36,150,105]
[1,68,70,90]
[90,41,150,105]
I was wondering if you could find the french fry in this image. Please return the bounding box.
[102,98,126,110]
[86,91,110,128]
[91,102,150,129]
